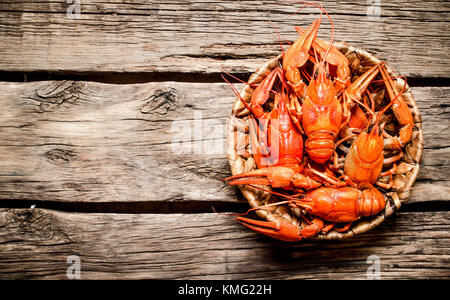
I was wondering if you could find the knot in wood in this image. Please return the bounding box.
[4,209,69,243]
[45,149,76,165]
[140,88,179,115]
[34,81,83,112]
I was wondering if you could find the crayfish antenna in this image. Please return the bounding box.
[247,183,307,202]
[221,72,258,88]
[221,73,256,117]
[267,20,290,56]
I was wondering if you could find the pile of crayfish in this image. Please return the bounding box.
[223,10,413,242]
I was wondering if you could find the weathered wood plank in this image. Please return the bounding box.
[0,81,448,204]
[0,0,448,77]
[0,81,236,204]
[0,208,448,279]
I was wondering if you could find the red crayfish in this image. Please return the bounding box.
[224,4,413,242]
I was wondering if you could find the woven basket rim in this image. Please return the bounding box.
[227,42,423,240]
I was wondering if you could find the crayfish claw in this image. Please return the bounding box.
[378,64,414,149]
[225,166,321,190]
[225,167,293,188]
[283,18,321,97]
[236,217,303,242]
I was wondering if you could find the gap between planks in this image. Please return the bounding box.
[0,71,450,87]
[0,198,448,215]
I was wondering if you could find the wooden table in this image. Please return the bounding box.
[0,1,448,280]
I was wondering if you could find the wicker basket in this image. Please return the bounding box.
[227,42,423,240]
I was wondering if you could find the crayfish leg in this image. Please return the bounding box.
[334,222,353,233]
[299,218,324,238]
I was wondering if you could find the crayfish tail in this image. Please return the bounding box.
[357,187,386,217]
[305,131,336,164]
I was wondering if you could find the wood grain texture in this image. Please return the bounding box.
[0,0,448,77]
[0,0,448,281]
[0,81,235,204]
[0,208,448,279]
[0,81,448,205]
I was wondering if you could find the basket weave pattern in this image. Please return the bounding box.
[227,42,423,240]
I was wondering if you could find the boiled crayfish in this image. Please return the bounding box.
[224,5,413,242]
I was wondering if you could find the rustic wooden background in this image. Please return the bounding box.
[0,0,449,280]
